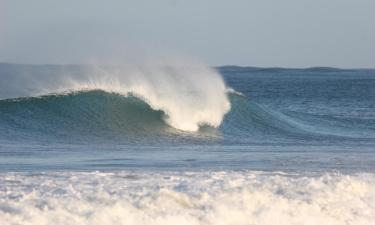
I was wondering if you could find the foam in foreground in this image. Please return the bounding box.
[1,171,374,225]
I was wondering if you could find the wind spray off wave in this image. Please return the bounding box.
[0,63,231,131]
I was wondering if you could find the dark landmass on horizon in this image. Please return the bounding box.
[0,62,374,72]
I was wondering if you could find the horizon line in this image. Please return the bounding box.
[0,62,374,70]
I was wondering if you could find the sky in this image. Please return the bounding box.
[1,0,374,68]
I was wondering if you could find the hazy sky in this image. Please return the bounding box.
[1,0,374,68]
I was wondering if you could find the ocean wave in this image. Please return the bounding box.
[0,90,224,144]
[0,63,230,131]
[1,63,374,144]
[1,90,374,145]
[1,171,374,225]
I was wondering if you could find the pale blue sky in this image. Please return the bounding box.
[1,0,374,67]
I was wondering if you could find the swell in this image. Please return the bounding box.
[224,94,375,144]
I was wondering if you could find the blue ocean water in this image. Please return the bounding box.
[1,63,375,224]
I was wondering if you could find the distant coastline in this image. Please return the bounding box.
[1,62,374,72]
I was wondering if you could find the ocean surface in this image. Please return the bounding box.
[1,63,375,224]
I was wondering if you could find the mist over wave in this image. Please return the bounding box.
[0,63,230,131]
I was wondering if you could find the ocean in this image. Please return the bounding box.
[0,63,375,224]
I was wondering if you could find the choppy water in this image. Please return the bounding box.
[0,63,375,224]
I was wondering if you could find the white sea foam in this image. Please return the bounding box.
[0,63,230,131]
[0,171,374,225]
[226,87,245,97]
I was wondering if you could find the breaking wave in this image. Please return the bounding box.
[0,63,230,132]
[1,171,374,225]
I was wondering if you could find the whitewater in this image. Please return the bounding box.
[1,63,375,225]
[1,171,375,225]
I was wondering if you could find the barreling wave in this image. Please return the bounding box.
[0,90,230,145]
[0,63,230,132]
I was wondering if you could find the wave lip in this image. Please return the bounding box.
[0,63,231,131]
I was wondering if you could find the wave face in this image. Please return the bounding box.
[0,63,230,132]
[1,171,375,225]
